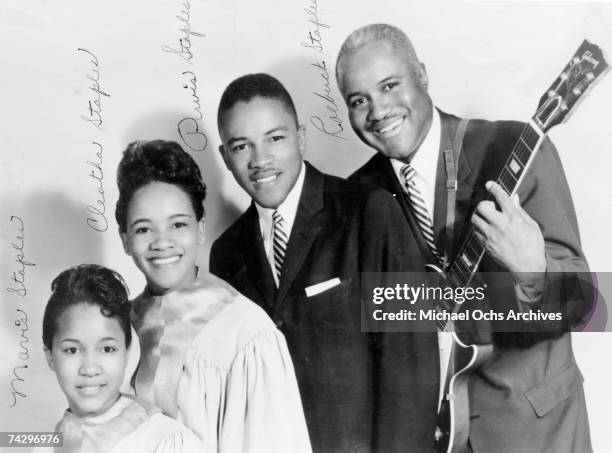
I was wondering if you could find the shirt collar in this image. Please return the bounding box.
[255,161,306,238]
[62,394,137,425]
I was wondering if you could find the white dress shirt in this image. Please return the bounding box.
[390,106,440,221]
[255,162,306,287]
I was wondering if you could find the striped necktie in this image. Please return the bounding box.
[272,210,288,282]
[401,164,441,263]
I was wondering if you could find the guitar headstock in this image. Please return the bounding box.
[534,40,609,132]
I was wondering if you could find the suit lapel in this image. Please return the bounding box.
[373,155,439,266]
[276,163,323,305]
[240,204,277,310]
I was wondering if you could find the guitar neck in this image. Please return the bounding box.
[434,39,608,333]
[449,121,545,284]
[435,120,545,332]
[433,40,607,453]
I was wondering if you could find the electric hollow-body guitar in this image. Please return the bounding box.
[432,40,609,453]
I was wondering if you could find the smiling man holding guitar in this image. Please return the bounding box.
[336,23,605,453]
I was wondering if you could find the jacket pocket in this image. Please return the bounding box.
[525,360,584,417]
[303,277,357,332]
[306,277,352,299]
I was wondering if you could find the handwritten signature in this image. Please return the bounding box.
[178,118,208,152]
[300,0,331,57]
[78,48,108,232]
[78,48,111,130]
[178,71,207,152]
[86,141,108,232]
[182,71,203,119]
[6,216,35,298]
[162,0,208,152]
[310,60,346,140]
[6,218,32,407]
[9,309,30,408]
[161,0,206,64]
[300,0,346,140]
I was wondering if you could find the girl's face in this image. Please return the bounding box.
[120,181,205,295]
[45,303,127,418]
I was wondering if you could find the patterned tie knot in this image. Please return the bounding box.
[273,210,283,226]
[401,163,416,183]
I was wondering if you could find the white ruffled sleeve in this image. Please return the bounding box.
[176,297,312,453]
[220,328,312,453]
[176,352,228,451]
[151,420,205,453]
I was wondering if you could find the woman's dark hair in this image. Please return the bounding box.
[115,140,207,233]
[42,264,131,350]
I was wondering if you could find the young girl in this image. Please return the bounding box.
[115,140,311,452]
[42,264,204,453]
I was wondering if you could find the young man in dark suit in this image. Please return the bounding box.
[210,73,439,452]
[335,24,592,453]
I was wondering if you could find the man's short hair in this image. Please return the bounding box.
[335,23,422,93]
[217,73,299,129]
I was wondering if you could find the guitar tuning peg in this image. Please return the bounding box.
[560,102,569,111]
[587,72,595,81]
[547,89,557,98]
[572,56,580,64]
[572,87,582,96]
[560,72,569,81]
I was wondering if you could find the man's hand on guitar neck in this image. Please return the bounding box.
[471,181,547,301]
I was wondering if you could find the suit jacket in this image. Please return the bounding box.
[211,162,439,453]
[350,110,592,453]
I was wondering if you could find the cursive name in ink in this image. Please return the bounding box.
[177,71,208,151]
[300,0,330,57]
[162,1,208,152]
[86,141,108,232]
[9,365,28,408]
[77,48,109,232]
[300,2,346,140]
[178,117,208,152]
[161,0,206,64]
[309,60,346,140]
[78,48,111,130]
[182,70,203,120]
[6,216,35,299]
[8,298,31,407]
[15,309,30,361]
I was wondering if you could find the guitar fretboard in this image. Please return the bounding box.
[450,121,544,284]
[437,121,544,331]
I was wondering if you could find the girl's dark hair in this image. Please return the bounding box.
[42,264,131,350]
[115,140,207,233]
